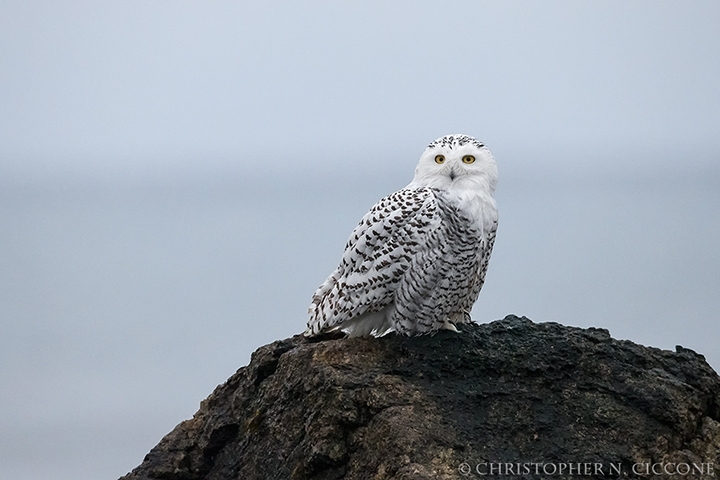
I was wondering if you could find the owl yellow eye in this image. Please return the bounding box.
[462,155,476,164]
[434,155,445,164]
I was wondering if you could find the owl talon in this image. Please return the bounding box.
[441,320,460,333]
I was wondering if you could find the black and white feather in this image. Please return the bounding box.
[305,134,498,337]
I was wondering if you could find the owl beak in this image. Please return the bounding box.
[448,168,457,181]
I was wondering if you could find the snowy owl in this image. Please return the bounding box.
[305,134,498,337]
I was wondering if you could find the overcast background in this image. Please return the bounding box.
[1,1,719,479]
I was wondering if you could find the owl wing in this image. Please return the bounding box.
[305,187,441,336]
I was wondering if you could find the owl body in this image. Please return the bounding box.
[305,135,498,337]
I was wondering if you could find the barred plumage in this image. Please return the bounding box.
[305,134,498,337]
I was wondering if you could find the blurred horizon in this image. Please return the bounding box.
[2,1,719,479]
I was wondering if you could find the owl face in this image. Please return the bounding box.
[411,135,498,193]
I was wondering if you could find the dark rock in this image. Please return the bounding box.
[120,315,720,479]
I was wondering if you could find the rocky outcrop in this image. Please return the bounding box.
[120,315,720,479]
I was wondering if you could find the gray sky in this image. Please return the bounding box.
[1,2,719,479]
[3,1,719,177]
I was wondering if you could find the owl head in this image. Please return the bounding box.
[410,134,498,194]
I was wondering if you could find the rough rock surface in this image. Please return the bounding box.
[120,315,720,479]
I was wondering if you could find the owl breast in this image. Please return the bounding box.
[389,188,497,335]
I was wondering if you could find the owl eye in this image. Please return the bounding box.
[434,155,445,164]
[462,155,476,164]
